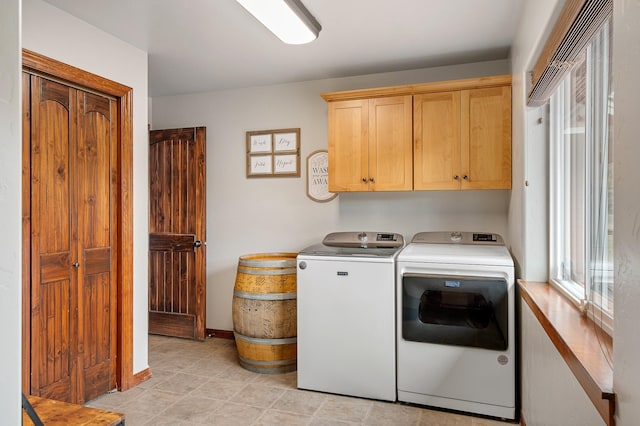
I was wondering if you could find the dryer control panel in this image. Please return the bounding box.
[411,231,504,246]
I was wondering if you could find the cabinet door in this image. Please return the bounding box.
[413,92,461,190]
[461,86,512,190]
[369,96,413,191]
[328,99,369,192]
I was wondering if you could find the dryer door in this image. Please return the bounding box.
[401,274,508,350]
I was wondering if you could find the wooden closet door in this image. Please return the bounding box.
[29,75,78,402]
[28,75,116,404]
[76,90,118,402]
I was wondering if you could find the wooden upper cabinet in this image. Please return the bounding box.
[328,95,412,192]
[323,75,512,192]
[414,86,512,190]
[414,91,461,190]
[461,86,512,190]
[328,99,369,192]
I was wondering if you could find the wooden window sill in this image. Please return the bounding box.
[518,280,615,426]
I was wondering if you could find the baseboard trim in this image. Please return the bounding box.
[206,328,234,340]
[132,367,152,387]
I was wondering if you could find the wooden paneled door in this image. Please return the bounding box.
[149,128,207,340]
[24,74,117,404]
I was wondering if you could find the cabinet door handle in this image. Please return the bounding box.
[72,262,80,268]
[369,177,375,183]
[463,175,469,180]
[454,175,460,180]
[362,177,368,183]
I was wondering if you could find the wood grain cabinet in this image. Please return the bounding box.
[327,95,413,192]
[323,75,512,192]
[414,85,512,190]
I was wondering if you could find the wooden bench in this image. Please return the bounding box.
[23,395,124,425]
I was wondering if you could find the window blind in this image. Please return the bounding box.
[527,0,612,106]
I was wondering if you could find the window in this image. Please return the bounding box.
[549,19,614,331]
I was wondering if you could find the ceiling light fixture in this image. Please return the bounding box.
[235,0,322,45]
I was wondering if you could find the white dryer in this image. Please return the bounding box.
[396,231,515,420]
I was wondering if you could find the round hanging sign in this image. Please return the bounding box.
[306,150,337,203]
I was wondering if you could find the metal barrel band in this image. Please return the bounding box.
[233,290,297,300]
[238,356,296,367]
[238,360,296,374]
[234,333,297,345]
[238,258,297,268]
[237,266,297,275]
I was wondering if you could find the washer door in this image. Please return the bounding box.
[402,274,508,350]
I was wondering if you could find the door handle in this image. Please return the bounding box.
[72,262,80,268]
[194,240,203,249]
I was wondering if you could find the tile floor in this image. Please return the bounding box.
[86,335,516,425]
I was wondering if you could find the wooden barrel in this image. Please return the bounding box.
[232,253,297,373]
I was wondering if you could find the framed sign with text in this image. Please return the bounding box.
[306,150,337,202]
[246,128,300,178]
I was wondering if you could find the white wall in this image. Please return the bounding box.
[612,0,640,424]
[151,60,511,331]
[22,0,150,373]
[509,0,563,280]
[521,304,605,425]
[0,0,23,422]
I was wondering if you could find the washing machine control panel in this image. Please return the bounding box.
[322,231,404,249]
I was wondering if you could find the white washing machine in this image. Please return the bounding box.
[396,231,515,420]
[297,231,404,401]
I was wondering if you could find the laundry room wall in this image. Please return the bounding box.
[612,0,640,423]
[151,59,512,331]
[0,0,23,422]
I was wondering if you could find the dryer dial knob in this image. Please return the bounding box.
[298,261,307,270]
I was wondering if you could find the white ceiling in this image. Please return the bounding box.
[43,0,526,97]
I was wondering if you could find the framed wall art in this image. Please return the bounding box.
[246,128,300,178]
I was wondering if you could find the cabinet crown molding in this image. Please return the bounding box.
[321,74,512,102]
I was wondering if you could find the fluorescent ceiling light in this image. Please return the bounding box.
[236,0,321,45]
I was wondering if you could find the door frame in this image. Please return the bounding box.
[21,49,136,393]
